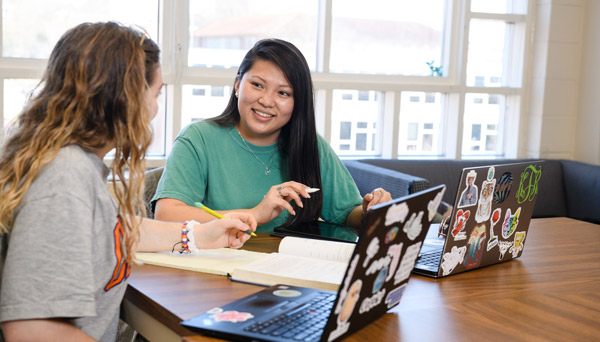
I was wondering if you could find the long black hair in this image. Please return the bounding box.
[210,38,322,226]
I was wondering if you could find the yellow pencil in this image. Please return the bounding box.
[194,202,257,237]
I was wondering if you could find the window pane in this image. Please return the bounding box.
[188,0,319,69]
[330,0,447,75]
[181,85,233,125]
[2,0,159,58]
[462,93,504,156]
[471,0,528,15]
[466,19,526,87]
[398,92,445,156]
[3,79,165,156]
[3,79,39,130]
[331,89,382,156]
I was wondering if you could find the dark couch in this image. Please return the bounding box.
[343,158,600,224]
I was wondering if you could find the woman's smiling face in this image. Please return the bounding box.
[234,59,294,145]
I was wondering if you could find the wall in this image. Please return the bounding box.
[576,0,600,164]
[527,0,585,161]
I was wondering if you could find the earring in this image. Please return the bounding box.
[235,92,239,97]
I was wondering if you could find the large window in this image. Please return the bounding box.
[1,0,533,164]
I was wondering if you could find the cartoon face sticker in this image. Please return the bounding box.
[494,172,513,204]
[464,224,486,269]
[475,176,496,223]
[510,231,526,258]
[451,209,470,241]
[458,170,478,207]
[441,246,466,276]
[403,211,424,241]
[339,279,362,323]
[501,207,521,239]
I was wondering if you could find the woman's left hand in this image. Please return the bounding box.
[362,187,393,213]
[194,212,258,249]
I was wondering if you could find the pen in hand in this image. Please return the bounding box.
[193,202,257,237]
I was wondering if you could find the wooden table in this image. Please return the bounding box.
[122,217,600,341]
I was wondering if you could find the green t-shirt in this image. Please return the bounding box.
[152,121,362,232]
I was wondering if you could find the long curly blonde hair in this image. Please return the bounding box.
[0,22,160,260]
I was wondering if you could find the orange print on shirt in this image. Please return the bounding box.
[104,216,130,291]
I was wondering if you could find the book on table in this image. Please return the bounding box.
[230,236,355,291]
[135,236,354,291]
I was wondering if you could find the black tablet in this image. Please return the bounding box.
[272,221,359,243]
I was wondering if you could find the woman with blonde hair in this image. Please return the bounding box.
[0,22,255,341]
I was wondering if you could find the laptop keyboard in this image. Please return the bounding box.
[417,249,442,268]
[244,292,337,341]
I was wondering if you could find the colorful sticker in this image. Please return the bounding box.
[210,310,254,323]
[385,227,399,244]
[427,187,446,221]
[516,165,542,204]
[458,170,478,207]
[273,289,302,297]
[494,172,513,204]
[373,268,388,293]
[464,224,486,269]
[501,207,521,239]
[510,231,526,258]
[394,242,422,285]
[498,240,513,260]
[451,209,471,241]
[487,208,501,251]
[441,246,466,276]
[385,284,407,309]
[403,211,424,241]
[366,216,382,237]
[385,243,404,282]
[335,254,360,316]
[475,168,496,223]
[384,202,410,226]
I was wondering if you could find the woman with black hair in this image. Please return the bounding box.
[153,38,391,232]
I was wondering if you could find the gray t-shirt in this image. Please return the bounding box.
[0,145,129,341]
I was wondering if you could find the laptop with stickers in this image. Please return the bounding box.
[181,185,446,342]
[413,161,543,278]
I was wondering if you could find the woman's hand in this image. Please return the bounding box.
[250,181,314,225]
[194,212,257,249]
[362,187,393,213]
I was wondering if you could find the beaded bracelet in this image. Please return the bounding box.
[179,220,200,254]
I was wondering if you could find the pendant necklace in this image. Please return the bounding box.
[237,129,277,175]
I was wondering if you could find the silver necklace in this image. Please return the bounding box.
[237,129,277,175]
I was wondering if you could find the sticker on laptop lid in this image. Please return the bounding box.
[501,207,521,239]
[385,201,410,226]
[427,187,446,221]
[475,167,496,223]
[494,172,513,204]
[464,223,486,269]
[487,208,502,251]
[403,210,424,241]
[498,240,513,259]
[394,241,422,285]
[516,165,542,204]
[441,246,466,276]
[451,209,470,241]
[510,231,526,258]
[385,284,407,309]
[458,170,478,207]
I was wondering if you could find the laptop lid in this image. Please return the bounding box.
[415,161,543,278]
[181,185,446,341]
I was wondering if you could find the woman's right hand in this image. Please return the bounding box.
[250,181,314,225]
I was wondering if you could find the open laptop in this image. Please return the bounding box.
[413,161,543,278]
[181,185,446,342]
